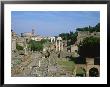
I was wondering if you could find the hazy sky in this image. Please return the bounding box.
[11,11,100,37]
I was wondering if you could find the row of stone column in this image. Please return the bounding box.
[55,40,63,51]
[50,37,63,52]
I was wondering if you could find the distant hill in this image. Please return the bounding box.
[76,23,100,32]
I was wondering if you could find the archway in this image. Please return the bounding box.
[89,67,99,77]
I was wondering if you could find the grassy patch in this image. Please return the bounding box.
[57,59,75,72]
[76,68,86,74]
[58,60,75,66]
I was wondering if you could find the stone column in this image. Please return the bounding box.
[54,38,55,42]
[61,42,63,51]
[56,40,58,51]
[51,38,52,43]
[12,39,16,51]
[59,40,60,51]
[25,44,28,55]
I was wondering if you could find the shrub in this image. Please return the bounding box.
[16,44,23,51]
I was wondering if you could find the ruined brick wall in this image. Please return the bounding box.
[77,31,100,44]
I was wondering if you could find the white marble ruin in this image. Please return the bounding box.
[56,37,63,51]
[50,37,55,43]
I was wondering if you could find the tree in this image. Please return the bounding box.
[76,23,100,32]
[59,31,78,46]
[94,23,100,32]
[40,39,49,44]
[59,33,69,40]
[78,36,100,57]
[16,44,23,51]
[28,40,43,51]
[70,32,78,44]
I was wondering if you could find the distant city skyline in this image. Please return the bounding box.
[11,11,100,37]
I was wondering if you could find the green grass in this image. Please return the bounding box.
[58,60,75,66]
[57,59,75,72]
[76,68,86,74]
